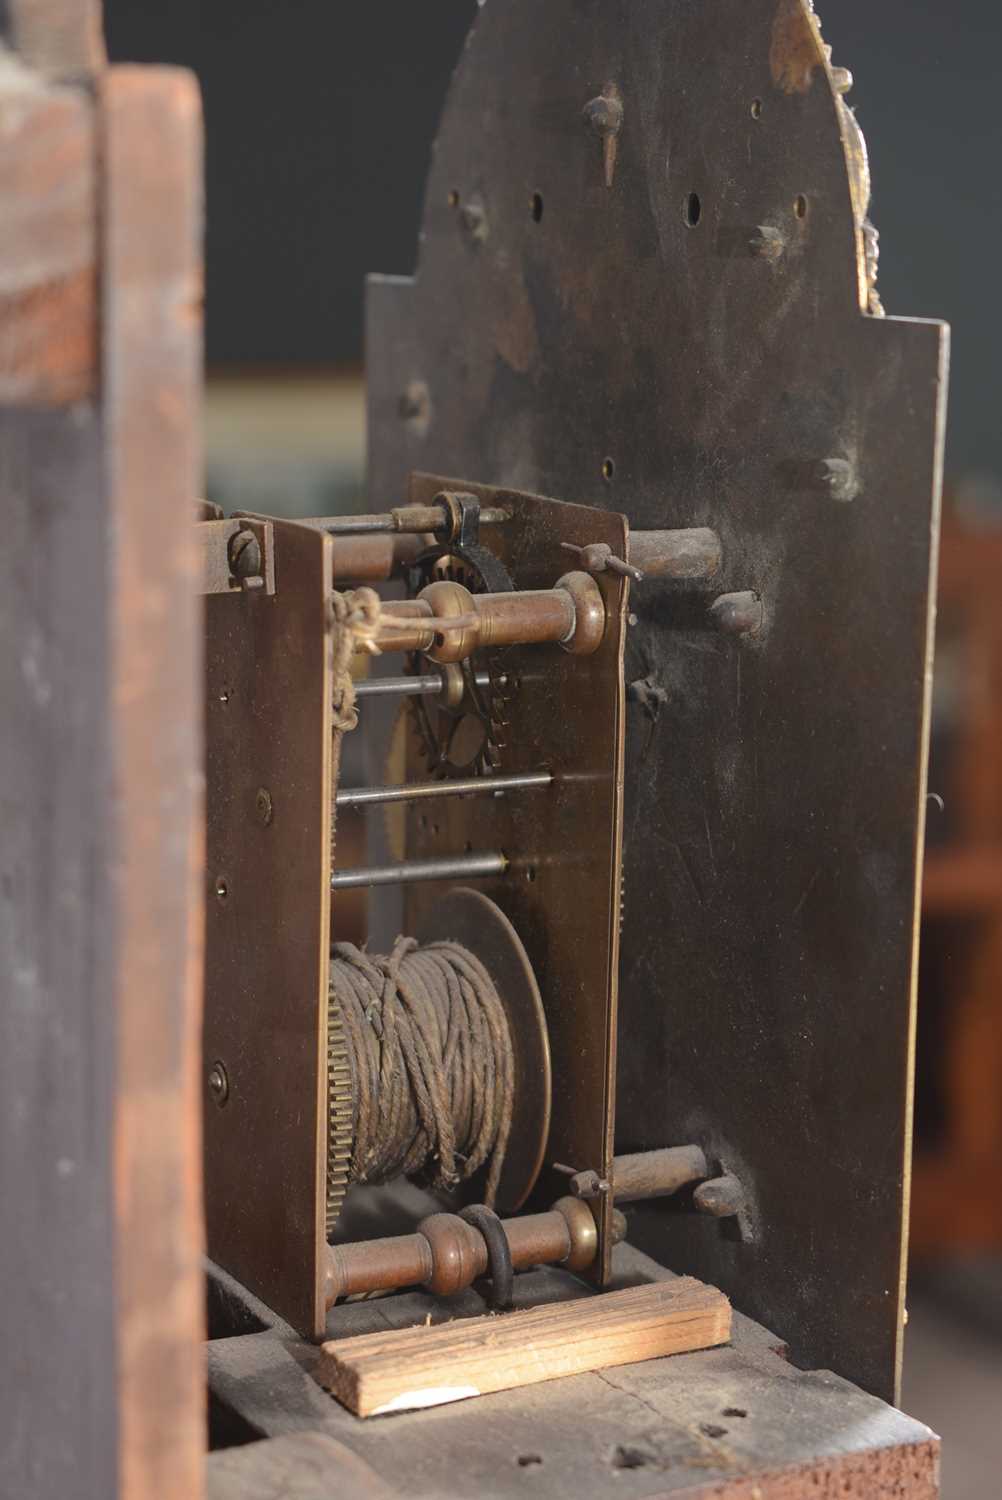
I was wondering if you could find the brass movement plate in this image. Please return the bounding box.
[204,519,334,1339]
[402,474,629,1285]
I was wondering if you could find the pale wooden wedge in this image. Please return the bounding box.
[317,1276,731,1417]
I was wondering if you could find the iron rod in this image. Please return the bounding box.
[323,515,399,535]
[355,674,445,699]
[318,507,510,537]
[337,771,552,809]
[353,671,493,700]
[331,851,507,890]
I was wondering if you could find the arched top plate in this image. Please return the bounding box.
[366,0,948,1403]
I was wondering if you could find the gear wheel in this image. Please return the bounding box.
[405,542,516,778]
[325,989,354,1238]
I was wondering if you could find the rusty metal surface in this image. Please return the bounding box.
[401,474,629,1286]
[199,519,246,593]
[366,0,948,1400]
[204,519,334,1339]
[198,517,276,595]
[238,517,276,594]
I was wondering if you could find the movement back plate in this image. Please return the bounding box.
[366,0,948,1400]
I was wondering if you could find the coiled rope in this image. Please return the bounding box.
[331,937,514,1209]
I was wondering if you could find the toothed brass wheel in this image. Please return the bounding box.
[325,997,354,1238]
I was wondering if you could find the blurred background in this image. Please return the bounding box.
[103,4,1001,1493]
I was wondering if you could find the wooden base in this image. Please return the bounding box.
[317,1278,731,1418]
[207,1245,939,1498]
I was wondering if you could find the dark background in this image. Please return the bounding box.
[104,3,477,366]
[103,0,1000,487]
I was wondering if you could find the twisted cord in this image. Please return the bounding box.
[331,587,383,733]
[331,937,514,1210]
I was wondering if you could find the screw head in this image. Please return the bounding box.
[208,1061,229,1107]
[228,527,262,580]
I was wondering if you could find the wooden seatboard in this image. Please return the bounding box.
[206,1246,940,1499]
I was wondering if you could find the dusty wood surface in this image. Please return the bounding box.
[0,51,107,1500]
[209,1434,395,1500]
[0,53,96,404]
[0,377,115,1500]
[319,1278,731,1417]
[0,48,205,1500]
[102,66,206,1500]
[210,1429,938,1500]
[207,1245,938,1498]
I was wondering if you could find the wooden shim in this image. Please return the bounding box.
[317,1278,731,1418]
